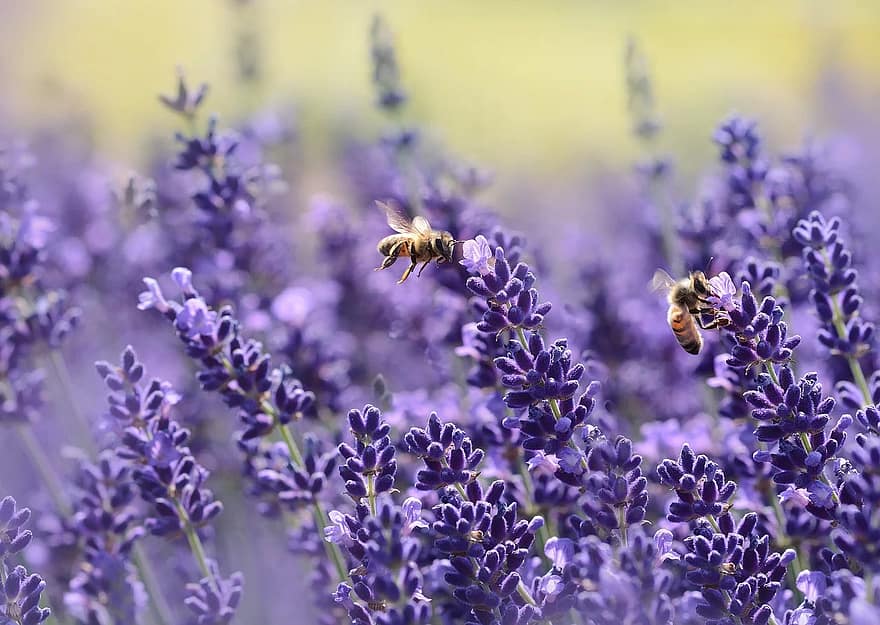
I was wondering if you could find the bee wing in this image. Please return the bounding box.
[378,200,417,234]
[411,215,433,237]
[650,268,677,294]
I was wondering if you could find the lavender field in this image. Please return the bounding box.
[2,4,880,625]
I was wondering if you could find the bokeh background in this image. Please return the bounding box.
[3,1,880,205]
[3,2,880,624]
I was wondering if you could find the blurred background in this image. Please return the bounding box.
[3,2,880,624]
[3,1,880,204]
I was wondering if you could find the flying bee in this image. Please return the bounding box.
[652,269,728,355]
[375,201,458,284]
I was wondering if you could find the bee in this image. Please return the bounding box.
[652,269,727,355]
[467,529,485,543]
[375,201,458,284]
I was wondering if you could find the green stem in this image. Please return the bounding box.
[132,544,175,625]
[367,473,377,516]
[14,425,72,517]
[46,349,95,452]
[311,500,349,583]
[516,328,587,471]
[15,424,173,625]
[550,398,588,470]
[453,482,468,499]
[764,362,840,508]
[759,368,822,550]
[818,248,873,406]
[754,194,792,306]
[220,351,349,583]
[516,580,537,607]
[175,500,214,586]
[828,289,873,406]
[517,459,551,561]
[757,442,804,603]
[763,362,780,386]
[798,429,840,505]
[278,424,348,583]
[616,507,628,547]
[706,514,722,533]
[278,423,305,467]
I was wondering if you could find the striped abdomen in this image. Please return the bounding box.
[667,304,702,355]
[378,235,412,258]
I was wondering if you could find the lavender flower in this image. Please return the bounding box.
[431,480,542,624]
[460,235,494,276]
[657,444,737,524]
[834,412,880,571]
[682,512,792,625]
[724,282,801,371]
[370,15,407,111]
[184,562,244,625]
[794,211,875,404]
[464,247,551,336]
[339,405,397,508]
[0,496,51,625]
[404,412,484,491]
[63,453,146,625]
[95,345,241,623]
[158,67,209,119]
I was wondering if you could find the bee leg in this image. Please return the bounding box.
[397,260,417,284]
[416,260,432,277]
[697,316,723,330]
[375,255,398,271]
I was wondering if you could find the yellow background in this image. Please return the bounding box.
[2,1,879,182]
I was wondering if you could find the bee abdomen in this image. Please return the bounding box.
[668,305,703,355]
[378,236,410,257]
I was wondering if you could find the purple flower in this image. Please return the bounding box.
[653,528,680,563]
[538,574,563,602]
[796,570,826,603]
[707,271,736,311]
[544,536,574,569]
[778,485,811,508]
[171,266,194,293]
[270,286,312,325]
[526,451,559,474]
[184,562,244,625]
[788,607,817,625]
[0,497,51,625]
[401,497,428,535]
[323,510,353,546]
[557,446,583,473]
[176,297,218,338]
[158,66,209,118]
[137,277,170,313]
[18,213,55,249]
[332,583,355,610]
[459,235,494,275]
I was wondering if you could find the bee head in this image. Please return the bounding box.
[437,232,456,262]
[690,271,711,297]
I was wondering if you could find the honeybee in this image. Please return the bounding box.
[375,201,458,284]
[652,269,728,355]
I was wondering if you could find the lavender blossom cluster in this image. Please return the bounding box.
[2,14,880,625]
